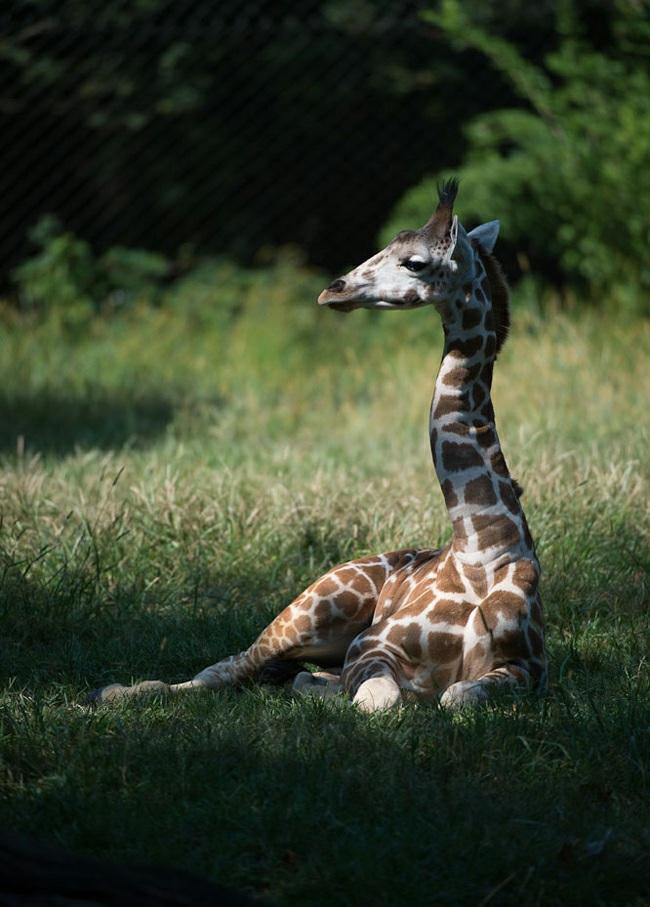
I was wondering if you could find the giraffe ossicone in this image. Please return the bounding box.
[89,180,547,712]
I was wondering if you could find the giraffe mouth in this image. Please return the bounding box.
[317,286,366,312]
[320,298,357,313]
[372,299,428,310]
[318,288,430,313]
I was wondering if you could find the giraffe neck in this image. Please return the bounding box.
[429,263,534,570]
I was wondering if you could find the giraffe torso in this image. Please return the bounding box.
[338,545,545,699]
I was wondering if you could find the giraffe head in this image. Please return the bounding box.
[318,179,500,317]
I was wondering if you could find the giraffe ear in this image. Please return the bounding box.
[467,220,500,253]
[442,215,459,261]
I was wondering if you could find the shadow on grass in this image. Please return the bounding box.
[0,390,176,455]
[2,686,649,907]
[0,551,305,692]
[0,510,362,693]
[0,829,264,907]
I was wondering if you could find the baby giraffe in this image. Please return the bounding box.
[91,180,546,711]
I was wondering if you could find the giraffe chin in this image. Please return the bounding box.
[322,297,429,313]
[325,300,356,313]
[371,300,429,310]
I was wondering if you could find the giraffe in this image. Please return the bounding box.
[90,180,546,712]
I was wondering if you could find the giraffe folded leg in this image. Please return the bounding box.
[292,670,343,698]
[439,664,532,710]
[86,553,413,706]
[339,625,406,713]
[352,676,402,712]
[87,677,211,704]
[292,672,402,710]
[88,648,296,704]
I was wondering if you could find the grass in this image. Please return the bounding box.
[1,260,650,905]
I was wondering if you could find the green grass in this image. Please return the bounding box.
[1,261,650,905]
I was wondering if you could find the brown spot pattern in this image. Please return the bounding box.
[464,474,497,507]
[481,590,525,626]
[495,629,528,662]
[428,631,462,663]
[462,308,483,330]
[442,441,484,472]
[387,622,424,660]
[490,450,510,478]
[471,513,521,550]
[464,565,488,598]
[435,395,470,418]
[444,421,471,436]
[500,480,520,515]
[443,364,481,387]
[513,559,539,590]
[441,479,458,508]
[436,558,464,594]
[294,615,312,633]
[476,426,496,449]
[448,335,483,359]
[428,600,473,624]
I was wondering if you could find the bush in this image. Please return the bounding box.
[382,0,650,313]
[12,217,99,323]
[12,216,169,325]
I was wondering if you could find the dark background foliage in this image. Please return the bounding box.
[0,0,623,280]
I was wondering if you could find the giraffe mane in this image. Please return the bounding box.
[476,245,522,497]
[477,244,510,355]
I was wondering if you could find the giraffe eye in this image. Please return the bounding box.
[402,259,426,272]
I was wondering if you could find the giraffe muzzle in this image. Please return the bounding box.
[318,279,368,311]
[318,293,355,312]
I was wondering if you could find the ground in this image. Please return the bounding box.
[1,267,649,905]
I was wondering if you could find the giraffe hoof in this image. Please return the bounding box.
[439,680,488,710]
[86,680,170,705]
[292,672,343,699]
[86,683,128,705]
[353,677,401,713]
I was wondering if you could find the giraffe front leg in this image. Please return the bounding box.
[352,675,402,712]
[86,680,173,704]
[87,665,229,704]
[88,641,301,705]
[341,630,405,713]
[88,637,314,705]
[295,663,401,711]
[292,669,343,699]
[439,663,533,710]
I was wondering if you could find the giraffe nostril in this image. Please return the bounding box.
[327,278,346,293]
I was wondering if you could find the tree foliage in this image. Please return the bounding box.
[383,0,650,311]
